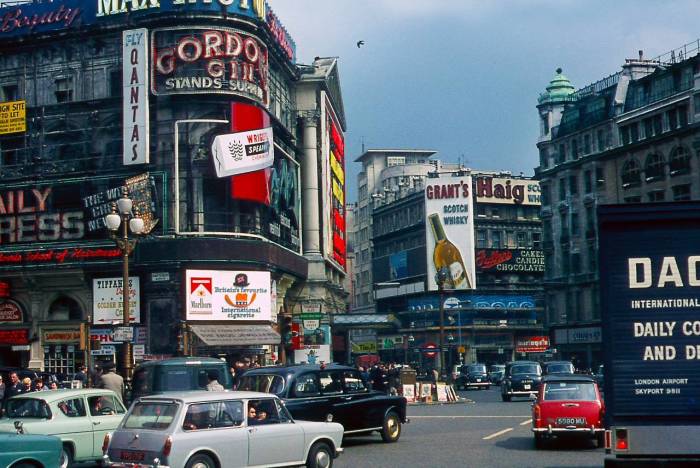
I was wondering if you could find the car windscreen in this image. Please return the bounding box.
[546,363,574,374]
[4,398,52,419]
[543,382,597,401]
[237,374,285,396]
[467,365,486,373]
[123,402,179,430]
[155,368,192,392]
[511,364,541,375]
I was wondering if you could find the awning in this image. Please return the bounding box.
[190,325,280,346]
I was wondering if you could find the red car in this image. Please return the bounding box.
[531,374,605,449]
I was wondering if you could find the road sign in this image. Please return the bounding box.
[113,326,133,342]
[91,345,115,356]
[423,342,438,358]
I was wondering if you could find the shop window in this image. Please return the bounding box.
[621,159,641,188]
[644,153,665,182]
[669,146,691,176]
[48,296,82,321]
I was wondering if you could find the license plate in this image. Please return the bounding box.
[476,378,481,382]
[120,451,146,462]
[523,384,531,390]
[556,417,586,426]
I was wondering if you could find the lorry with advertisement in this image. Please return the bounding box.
[598,203,700,466]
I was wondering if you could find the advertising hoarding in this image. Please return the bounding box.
[425,174,476,291]
[152,27,269,106]
[0,100,25,135]
[516,336,550,353]
[123,29,149,165]
[294,344,331,364]
[474,177,541,205]
[323,98,346,269]
[476,249,545,273]
[211,127,274,177]
[186,269,271,322]
[92,277,140,324]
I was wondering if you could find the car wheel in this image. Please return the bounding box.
[185,453,216,468]
[380,411,402,443]
[306,441,333,468]
[534,433,545,449]
[59,445,73,468]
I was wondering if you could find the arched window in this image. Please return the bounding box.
[621,159,641,187]
[669,146,691,176]
[48,296,83,321]
[644,153,665,181]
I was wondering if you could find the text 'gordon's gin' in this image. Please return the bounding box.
[428,213,472,289]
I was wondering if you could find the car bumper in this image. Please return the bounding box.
[533,426,604,434]
[505,390,537,396]
[103,455,170,468]
[465,381,490,387]
[335,447,343,458]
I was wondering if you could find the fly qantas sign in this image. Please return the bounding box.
[628,257,700,289]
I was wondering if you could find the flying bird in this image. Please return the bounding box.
[356,40,365,48]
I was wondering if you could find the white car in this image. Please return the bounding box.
[103,391,344,468]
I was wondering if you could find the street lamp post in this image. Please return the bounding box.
[105,188,144,386]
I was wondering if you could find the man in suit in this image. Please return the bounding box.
[97,363,125,401]
[5,372,24,399]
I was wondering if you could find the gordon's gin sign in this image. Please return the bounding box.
[123,28,149,165]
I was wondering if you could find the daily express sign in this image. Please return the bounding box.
[0,0,294,61]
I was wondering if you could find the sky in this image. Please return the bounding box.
[269,0,700,201]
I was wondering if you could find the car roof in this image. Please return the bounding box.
[544,361,573,366]
[542,375,595,383]
[506,361,540,366]
[135,357,227,367]
[8,388,118,402]
[242,363,355,376]
[137,390,275,403]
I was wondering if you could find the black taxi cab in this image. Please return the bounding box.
[238,364,408,442]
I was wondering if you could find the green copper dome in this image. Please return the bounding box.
[538,68,575,104]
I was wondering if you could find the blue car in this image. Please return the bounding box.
[0,430,62,468]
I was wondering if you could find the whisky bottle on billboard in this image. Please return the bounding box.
[429,213,472,289]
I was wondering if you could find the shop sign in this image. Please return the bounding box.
[211,127,274,177]
[150,272,170,282]
[408,294,537,312]
[516,336,550,353]
[378,336,404,350]
[0,328,28,345]
[186,270,271,321]
[555,327,602,345]
[190,324,280,346]
[113,326,134,342]
[294,344,331,364]
[351,341,377,354]
[133,344,145,361]
[265,7,295,62]
[92,277,140,324]
[90,327,146,345]
[0,299,22,323]
[0,100,25,135]
[475,177,541,206]
[42,329,80,343]
[11,345,29,351]
[425,174,476,291]
[123,28,149,165]
[476,249,545,273]
[152,27,269,106]
[91,346,115,356]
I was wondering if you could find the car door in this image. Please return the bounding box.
[283,372,331,422]
[338,370,373,431]
[319,370,346,426]
[247,398,304,466]
[54,397,94,461]
[88,393,127,457]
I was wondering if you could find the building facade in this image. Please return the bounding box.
[535,44,700,369]
[0,0,346,373]
[367,169,544,369]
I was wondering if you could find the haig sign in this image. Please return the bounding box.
[152,27,269,106]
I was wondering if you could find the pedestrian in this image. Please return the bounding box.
[49,382,58,390]
[5,372,23,399]
[205,372,224,391]
[34,379,48,391]
[22,377,33,393]
[97,363,125,402]
[74,365,88,388]
[0,375,5,401]
[432,367,439,384]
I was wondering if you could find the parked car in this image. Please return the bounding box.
[0,430,63,468]
[501,360,542,402]
[455,363,490,390]
[0,388,127,468]
[488,364,506,385]
[130,357,234,402]
[239,364,408,442]
[531,374,605,449]
[542,361,575,376]
[103,391,344,468]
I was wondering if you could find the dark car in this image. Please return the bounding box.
[130,357,233,402]
[542,361,575,376]
[501,360,542,402]
[455,363,490,390]
[239,364,409,442]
